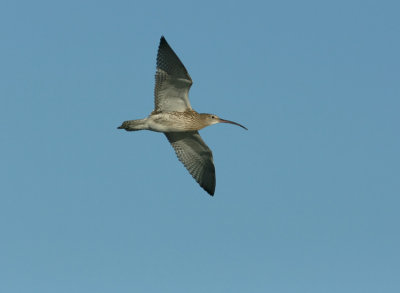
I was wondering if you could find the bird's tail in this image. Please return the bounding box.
[117,119,148,131]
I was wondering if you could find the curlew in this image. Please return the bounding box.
[118,36,247,196]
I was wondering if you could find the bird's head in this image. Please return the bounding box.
[200,113,248,130]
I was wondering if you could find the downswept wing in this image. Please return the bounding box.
[165,131,215,196]
[154,36,193,112]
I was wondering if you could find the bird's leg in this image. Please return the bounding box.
[117,118,148,131]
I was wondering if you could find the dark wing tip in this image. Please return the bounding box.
[205,187,215,196]
[200,164,216,196]
[159,35,169,50]
[156,35,192,82]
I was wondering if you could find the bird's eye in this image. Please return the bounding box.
[211,116,215,119]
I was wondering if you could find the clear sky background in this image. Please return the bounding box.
[1,0,399,292]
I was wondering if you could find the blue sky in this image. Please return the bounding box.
[1,0,399,292]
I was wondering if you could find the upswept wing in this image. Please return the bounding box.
[154,37,193,112]
[165,131,215,196]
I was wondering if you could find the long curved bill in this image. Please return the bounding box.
[219,118,248,130]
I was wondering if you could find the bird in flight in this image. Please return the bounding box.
[118,36,247,196]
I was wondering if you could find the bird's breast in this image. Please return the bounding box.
[147,112,203,132]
